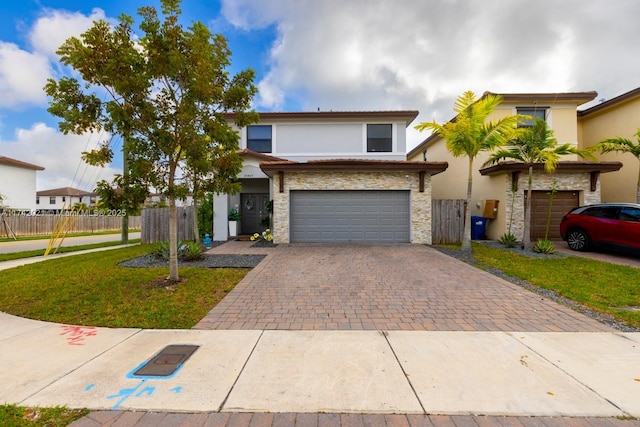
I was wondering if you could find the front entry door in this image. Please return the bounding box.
[240,193,270,235]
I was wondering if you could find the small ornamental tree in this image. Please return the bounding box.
[484,118,596,250]
[415,91,521,251]
[45,0,258,281]
[592,129,640,203]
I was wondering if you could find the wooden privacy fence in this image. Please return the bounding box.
[1,213,140,237]
[141,206,195,244]
[431,199,465,244]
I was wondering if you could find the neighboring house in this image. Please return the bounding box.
[36,187,98,211]
[145,193,194,207]
[578,87,640,203]
[213,111,448,243]
[407,92,622,241]
[0,156,44,212]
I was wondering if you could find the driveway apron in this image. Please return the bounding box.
[195,243,612,332]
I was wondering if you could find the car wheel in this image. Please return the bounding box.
[567,229,590,251]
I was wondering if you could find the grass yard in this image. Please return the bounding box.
[469,243,640,329]
[0,404,88,427]
[0,244,248,329]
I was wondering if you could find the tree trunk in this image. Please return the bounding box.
[168,195,179,281]
[121,214,129,244]
[193,198,200,244]
[461,158,474,252]
[523,166,533,250]
[636,168,640,204]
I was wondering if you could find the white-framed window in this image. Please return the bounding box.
[366,124,393,152]
[36,196,40,205]
[49,196,56,204]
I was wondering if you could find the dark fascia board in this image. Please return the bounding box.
[260,159,448,176]
[479,161,623,176]
[224,110,420,127]
[238,148,292,163]
[0,156,45,171]
[578,86,640,117]
[483,91,598,104]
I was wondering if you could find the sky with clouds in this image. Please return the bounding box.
[0,0,639,192]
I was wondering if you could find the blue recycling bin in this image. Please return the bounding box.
[471,216,489,240]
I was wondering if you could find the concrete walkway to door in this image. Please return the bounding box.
[195,243,612,332]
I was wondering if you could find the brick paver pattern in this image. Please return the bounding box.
[195,243,612,332]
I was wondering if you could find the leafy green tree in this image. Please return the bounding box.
[592,129,640,203]
[415,91,520,251]
[484,118,596,249]
[45,0,258,281]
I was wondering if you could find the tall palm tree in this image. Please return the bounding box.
[415,91,520,251]
[483,118,596,249]
[592,129,640,203]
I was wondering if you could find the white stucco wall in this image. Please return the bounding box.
[0,165,38,211]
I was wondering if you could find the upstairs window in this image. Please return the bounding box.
[49,196,56,204]
[517,107,547,127]
[247,125,272,153]
[367,124,392,152]
[36,196,40,205]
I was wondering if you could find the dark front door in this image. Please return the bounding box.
[240,193,270,234]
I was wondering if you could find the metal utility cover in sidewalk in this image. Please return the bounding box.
[133,345,199,377]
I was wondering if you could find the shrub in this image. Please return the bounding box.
[498,232,518,248]
[178,241,204,260]
[153,240,204,261]
[532,239,556,254]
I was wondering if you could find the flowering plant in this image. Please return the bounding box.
[250,228,273,242]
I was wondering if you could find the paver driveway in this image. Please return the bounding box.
[195,243,613,332]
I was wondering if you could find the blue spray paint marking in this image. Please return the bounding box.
[85,384,95,391]
[103,359,185,409]
[107,379,156,409]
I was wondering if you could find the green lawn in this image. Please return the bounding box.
[0,244,248,329]
[469,243,640,329]
[0,404,88,427]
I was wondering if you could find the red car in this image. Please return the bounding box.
[559,203,640,252]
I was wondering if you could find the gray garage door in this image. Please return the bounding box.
[290,190,410,242]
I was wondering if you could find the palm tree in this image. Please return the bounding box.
[483,118,596,250]
[415,91,520,251]
[592,129,640,203]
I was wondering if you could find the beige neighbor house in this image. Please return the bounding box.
[578,87,640,203]
[0,156,44,212]
[213,111,448,244]
[407,92,623,241]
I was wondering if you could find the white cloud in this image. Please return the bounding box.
[0,123,119,191]
[29,8,108,59]
[221,0,640,148]
[0,42,51,108]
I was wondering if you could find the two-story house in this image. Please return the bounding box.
[36,187,98,212]
[578,87,640,204]
[0,156,44,212]
[407,92,623,241]
[213,111,448,244]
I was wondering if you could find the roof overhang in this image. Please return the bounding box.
[225,110,420,127]
[238,148,291,163]
[260,159,448,176]
[479,161,622,176]
[483,91,598,105]
[0,156,44,171]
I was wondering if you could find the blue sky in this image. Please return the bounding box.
[1,0,640,191]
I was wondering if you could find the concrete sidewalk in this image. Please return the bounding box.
[1,241,640,426]
[1,311,639,420]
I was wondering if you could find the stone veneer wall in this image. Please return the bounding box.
[271,171,432,244]
[505,171,601,240]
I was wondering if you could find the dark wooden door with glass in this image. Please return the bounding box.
[240,194,270,234]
